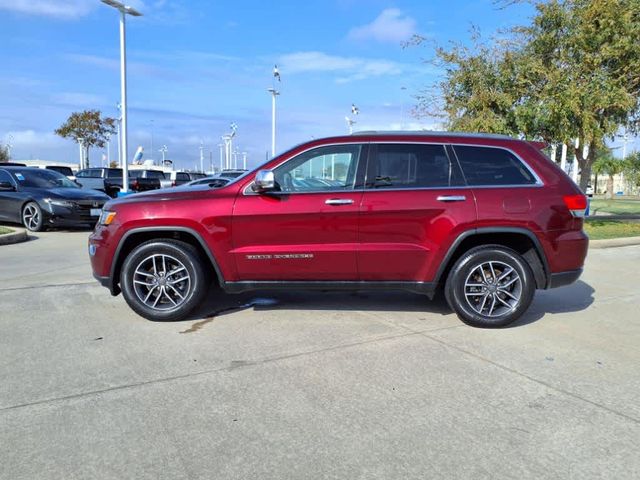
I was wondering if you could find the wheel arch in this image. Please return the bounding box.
[435,227,550,290]
[109,227,224,295]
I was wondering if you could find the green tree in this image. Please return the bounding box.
[55,110,116,168]
[415,0,640,191]
[623,152,640,193]
[0,145,9,163]
[593,155,625,199]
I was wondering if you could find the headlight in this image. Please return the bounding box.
[44,198,75,208]
[99,210,117,225]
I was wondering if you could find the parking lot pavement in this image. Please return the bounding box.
[0,233,638,479]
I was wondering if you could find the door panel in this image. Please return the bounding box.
[231,144,365,281]
[358,143,477,281]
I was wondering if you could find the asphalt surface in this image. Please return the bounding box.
[1,231,639,479]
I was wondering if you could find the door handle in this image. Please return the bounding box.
[436,195,466,202]
[325,198,354,205]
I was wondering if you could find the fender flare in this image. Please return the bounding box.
[433,227,550,288]
[109,226,225,294]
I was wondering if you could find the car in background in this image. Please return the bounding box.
[184,176,230,188]
[130,170,171,192]
[76,168,127,197]
[585,184,594,197]
[0,166,110,231]
[32,165,76,182]
[218,169,248,179]
[166,171,193,187]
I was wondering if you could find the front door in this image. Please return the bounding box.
[232,143,366,280]
[358,143,477,282]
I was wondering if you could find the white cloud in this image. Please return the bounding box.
[348,8,417,44]
[278,51,403,83]
[52,92,108,107]
[0,0,94,19]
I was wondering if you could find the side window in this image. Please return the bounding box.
[453,146,537,186]
[76,170,88,178]
[273,144,362,192]
[87,169,101,178]
[366,144,464,189]
[177,173,189,181]
[0,170,13,184]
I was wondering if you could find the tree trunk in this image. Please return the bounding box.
[576,144,593,192]
[85,145,90,168]
[606,175,614,199]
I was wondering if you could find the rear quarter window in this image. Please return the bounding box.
[453,146,537,186]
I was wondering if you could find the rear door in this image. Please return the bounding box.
[358,143,477,281]
[0,169,22,222]
[232,143,365,280]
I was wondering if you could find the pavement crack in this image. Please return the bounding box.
[0,329,426,414]
[418,332,640,425]
[0,281,95,292]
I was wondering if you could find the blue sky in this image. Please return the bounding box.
[0,0,544,170]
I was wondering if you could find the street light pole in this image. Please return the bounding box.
[268,88,279,157]
[101,0,142,193]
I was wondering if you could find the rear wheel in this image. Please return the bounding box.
[445,246,535,328]
[22,202,45,232]
[120,239,208,321]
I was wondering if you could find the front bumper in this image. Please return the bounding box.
[44,203,103,228]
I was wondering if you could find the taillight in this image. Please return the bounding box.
[172,180,176,187]
[563,194,587,217]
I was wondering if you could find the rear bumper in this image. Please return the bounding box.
[548,268,583,289]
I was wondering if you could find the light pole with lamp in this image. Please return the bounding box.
[267,88,279,157]
[159,145,168,164]
[100,0,142,194]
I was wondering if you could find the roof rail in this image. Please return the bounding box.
[351,130,515,140]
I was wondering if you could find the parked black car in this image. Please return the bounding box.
[0,167,110,231]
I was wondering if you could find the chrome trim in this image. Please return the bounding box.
[243,140,545,195]
[325,198,354,205]
[437,195,466,202]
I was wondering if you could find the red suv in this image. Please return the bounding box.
[89,132,588,327]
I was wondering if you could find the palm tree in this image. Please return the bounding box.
[592,156,625,199]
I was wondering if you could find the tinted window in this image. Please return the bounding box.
[106,168,122,178]
[274,144,361,192]
[453,146,537,186]
[76,170,88,178]
[46,166,74,176]
[0,170,13,184]
[10,169,79,189]
[366,144,464,189]
[177,173,190,181]
[87,169,101,178]
[144,171,165,179]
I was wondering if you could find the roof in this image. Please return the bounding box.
[351,130,515,140]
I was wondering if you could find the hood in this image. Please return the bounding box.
[106,184,222,208]
[36,187,111,201]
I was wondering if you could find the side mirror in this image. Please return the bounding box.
[0,181,15,192]
[252,170,275,193]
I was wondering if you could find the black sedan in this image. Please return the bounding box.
[0,166,110,231]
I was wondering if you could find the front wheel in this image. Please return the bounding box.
[445,246,535,328]
[120,239,208,321]
[22,202,45,232]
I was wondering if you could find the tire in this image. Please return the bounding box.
[120,239,209,321]
[444,245,535,328]
[22,201,45,232]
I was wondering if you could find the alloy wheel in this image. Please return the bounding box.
[132,253,192,311]
[463,260,522,317]
[23,204,40,231]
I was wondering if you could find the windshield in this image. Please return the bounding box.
[46,166,74,176]
[11,168,79,189]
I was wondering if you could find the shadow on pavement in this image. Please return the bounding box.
[510,280,595,327]
[183,279,596,330]
[186,287,453,323]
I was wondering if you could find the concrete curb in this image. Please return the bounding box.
[0,227,29,246]
[590,236,640,249]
